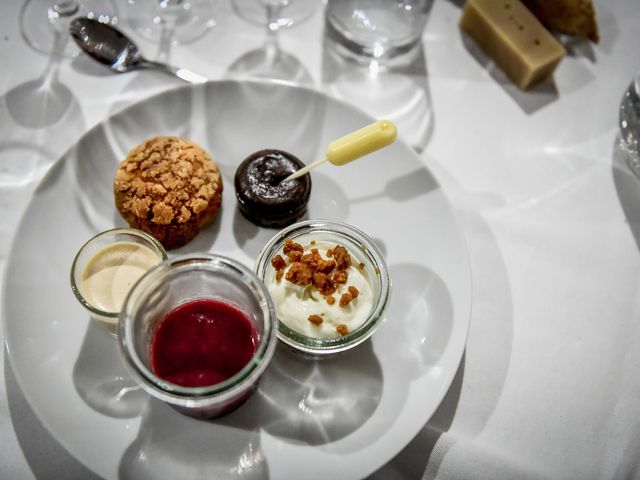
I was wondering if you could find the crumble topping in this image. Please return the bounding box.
[114,136,222,225]
[272,239,365,332]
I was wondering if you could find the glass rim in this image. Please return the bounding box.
[118,253,278,404]
[69,227,168,320]
[255,219,391,355]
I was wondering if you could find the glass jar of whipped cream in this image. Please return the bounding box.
[255,219,391,356]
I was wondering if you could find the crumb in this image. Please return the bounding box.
[358,262,365,270]
[271,254,286,271]
[333,245,352,270]
[337,324,349,336]
[339,292,353,307]
[275,240,359,305]
[284,239,303,255]
[332,270,348,284]
[285,262,313,286]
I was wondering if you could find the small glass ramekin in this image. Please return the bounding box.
[70,228,168,336]
[118,254,277,418]
[255,219,391,356]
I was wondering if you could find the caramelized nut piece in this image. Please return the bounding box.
[333,245,352,270]
[271,254,286,270]
[286,262,313,285]
[308,314,323,325]
[340,292,353,307]
[337,324,349,336]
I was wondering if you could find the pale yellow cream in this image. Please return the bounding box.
[81,242,161,313]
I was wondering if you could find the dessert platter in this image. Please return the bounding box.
[2,79,472,479]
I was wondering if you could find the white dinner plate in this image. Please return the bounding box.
[2,80,471,479]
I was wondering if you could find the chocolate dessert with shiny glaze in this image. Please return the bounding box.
[234,149,312,228]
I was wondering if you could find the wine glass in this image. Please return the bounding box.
[125,0,216,45]
[20,0,119,57]
[232,0,317,30]
[228,0,317,84]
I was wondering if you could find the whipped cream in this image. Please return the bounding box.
[268,240,374,339]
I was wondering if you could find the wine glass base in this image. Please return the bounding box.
[20,0,119,57]
[232,0,317,30]
[126,0,215,45]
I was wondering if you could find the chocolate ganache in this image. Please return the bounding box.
[234,149,312,228]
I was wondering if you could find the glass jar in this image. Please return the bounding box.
[255,219,391,356]
[118,254,277,418]
[70,227,168,336]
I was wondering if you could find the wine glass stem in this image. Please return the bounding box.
[51,1,79,16]
[266,1,285,31]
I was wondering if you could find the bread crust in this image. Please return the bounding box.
[523,0,599,43]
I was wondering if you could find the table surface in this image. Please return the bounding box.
[2,1,640,479]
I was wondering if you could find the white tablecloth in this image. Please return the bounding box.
[2,1,640,479]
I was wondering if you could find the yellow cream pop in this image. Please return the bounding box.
[283,120,398,181]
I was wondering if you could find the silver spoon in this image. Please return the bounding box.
[69,18,208,84]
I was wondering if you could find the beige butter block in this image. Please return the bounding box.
[460,0,566,90]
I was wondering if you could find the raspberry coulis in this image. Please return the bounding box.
[150,299,258,388]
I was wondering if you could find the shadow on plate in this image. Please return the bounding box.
[369,354,466,480]
[67,90,200,234]
[202,81,326,172]
[0,140,56,190]
[250,341,383,447]
[116,335,384,478]
[232,207,297,259]
[5,349,103,480]
[350,165,440,205]
[381,263,455,370]
[72,321,149,419]
[119,399,269,480]
[321,35,434,152]
[370,164,515,479]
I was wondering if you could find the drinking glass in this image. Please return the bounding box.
[620,71,640,176]
[325,0,432,64]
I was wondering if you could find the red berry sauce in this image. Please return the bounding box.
[151,298,258,388]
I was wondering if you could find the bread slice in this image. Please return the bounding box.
[523,0,599,43]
